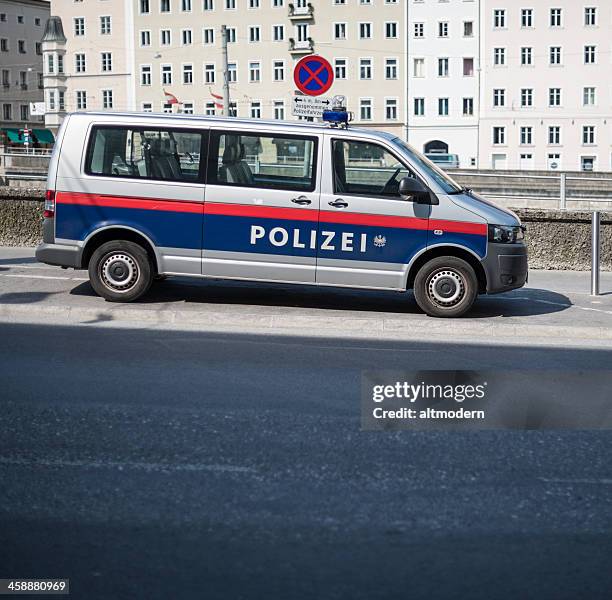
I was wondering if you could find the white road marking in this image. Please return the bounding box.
[0,273,88,281]
[0,456,255,474]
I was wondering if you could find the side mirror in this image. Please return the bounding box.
[398,176,430,203]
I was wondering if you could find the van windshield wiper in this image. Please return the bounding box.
[448,186,472,195]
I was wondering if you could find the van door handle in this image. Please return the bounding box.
[328,198,348,208]
[291,196,311,205]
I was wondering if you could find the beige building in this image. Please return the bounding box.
[44,0,408,135]
[0,0,49,133]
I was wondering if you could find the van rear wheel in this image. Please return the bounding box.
[89,240,153,303]
[413,256,478,318]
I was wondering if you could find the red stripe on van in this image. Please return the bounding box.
[56,191,203,214]
[429,219,487,236]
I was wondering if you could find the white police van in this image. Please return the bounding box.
[36,110,527,317]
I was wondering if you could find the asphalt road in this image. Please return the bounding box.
[1,322,612,599]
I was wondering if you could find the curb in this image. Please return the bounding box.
[0,302,610,342]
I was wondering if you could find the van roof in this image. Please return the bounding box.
[69,111,397,141]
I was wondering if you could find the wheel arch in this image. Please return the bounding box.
[80,226,160,273]
[406,244,487,293]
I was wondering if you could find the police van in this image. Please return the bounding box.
[36,110,527,317]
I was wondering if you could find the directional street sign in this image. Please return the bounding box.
[291,95,332,118]
[293,55,334,97]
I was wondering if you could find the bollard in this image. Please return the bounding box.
[591,210,600,296]
[559,173,567,209]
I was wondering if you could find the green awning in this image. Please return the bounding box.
[32,129,55,144]
[2,128,24,143]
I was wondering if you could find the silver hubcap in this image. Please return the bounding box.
[427,269,465,307]
[100,252,140,293]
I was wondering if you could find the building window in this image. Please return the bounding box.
[335,58,346,79]
[183,63,193,84]
[385,98,397,120]
[249,61,261,82]
[250,101,261,118]
[76,90,87,110]
[385,58,397,80]
[549,88,561,107]
[414,98,425,116]
[141,30,151,46]
[0,39,8,52]
[74,17,85,36]
[36,42,42,55]
[437,58,449,77]
[413,58,425,78]
[102,89,113,109]
[161,0,171,12]
[226,0,236,8]
[249,0,260,7]
[463,58,474,77]
[20,104,28,120]
[75,53,86,73]
[182,0,192,10]
[161,64,172,85]
[100,16,111,35]
[385,22,398,38]
[549,46,562,65]
[47,54,54,74]
[227,27,236,43]
[360,58,372,80]
[584,7,597,26]
[141,65,152,85]
[493,9,505,28]
[581,157,595,172]
[58,90,65,111]
[521,8,533,27]
[583,87,596,106]
[203,28,214,44]
[47,91,55,111]
[3,103,12,120]
[438,98,449,116]
[548,126,561,145]
[493,127,505,145]
[273,25,284,41]
[583,126,595,145]
[334,23,346,40]
[463,21,473,37]
[584,45,596,64]
[203,0,214,10]
[462,97,474,116]
[249,26,260,42]
[182,29,192,45]
[273,60,284,81]
[273,100,285,120]
[204,63,215,84]
[101,53,112,72]
[493,48,505,66]
[1,69,9,88]
[17,40,26,54]
[493,89,505,107]
[228,63,236,83]
[359,98,372,120]
[520,127,533,145]
[414,23,424,38]
[521,88,533,107]
[521,47,532,66]
[550,8,562,27]
[438,22,448,37]
[359,23,372,39]
[183,102,194,114]
[273,0,284,6]
[205,102,215,116]
[161,29,171,45]
[140,0,150,13]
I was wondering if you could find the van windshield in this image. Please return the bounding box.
[390,137,463,194]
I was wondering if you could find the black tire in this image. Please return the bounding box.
[413,256,478,318]
[88,240,153,303]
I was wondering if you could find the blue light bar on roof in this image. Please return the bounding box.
[322,109,350,125]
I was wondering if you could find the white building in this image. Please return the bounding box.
[0,0,49,134]
[479,0,612,172]
[407,0,480,169]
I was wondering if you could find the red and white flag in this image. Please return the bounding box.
[209,89,224,109]
[163,89,181,105]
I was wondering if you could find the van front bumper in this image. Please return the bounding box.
[482,242,528,294]
[35,242,82,269]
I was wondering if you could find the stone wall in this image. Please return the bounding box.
[0,188,610,271]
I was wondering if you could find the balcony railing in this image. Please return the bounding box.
[289,37,314,55]
[288,2,314,20]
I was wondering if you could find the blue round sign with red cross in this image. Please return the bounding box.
[293,55,334,96]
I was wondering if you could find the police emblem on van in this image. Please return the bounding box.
[373,235,387,248]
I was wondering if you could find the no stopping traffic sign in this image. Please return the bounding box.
[293,55,334,97]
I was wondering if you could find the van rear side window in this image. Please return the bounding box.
[85,126,205,182]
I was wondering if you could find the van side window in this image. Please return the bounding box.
[207,130,317,192]
[86,126,204,182]
[332,139,415,198]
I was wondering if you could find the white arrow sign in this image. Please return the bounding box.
[292,95,332,118]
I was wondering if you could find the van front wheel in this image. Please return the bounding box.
[89,240,153,303]
[413,256,478,318]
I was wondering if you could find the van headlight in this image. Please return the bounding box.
[488,224,525,244]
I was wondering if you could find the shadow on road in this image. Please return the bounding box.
[0,256,38,265]
[67,278,572,319]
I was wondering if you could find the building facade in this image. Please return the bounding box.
[0,0,49,131]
